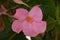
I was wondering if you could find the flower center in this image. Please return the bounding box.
[26,17,33,22]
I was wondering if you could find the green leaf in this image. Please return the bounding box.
[43,30,55,40]
[0,15,14,40]
[31,35,42,40]
[40,0,56,20]
[12,32,27,40]
[46,17,56,32]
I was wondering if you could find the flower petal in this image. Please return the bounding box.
[13,0,23,4]
[29,5,43,22]
[22,21,39,37]
[12,20,22,33]
[32,21,46,34]
[0,5,7,15]
[13,8,28,21]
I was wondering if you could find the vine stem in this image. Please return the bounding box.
[3,1,31,20]
[55,31,58,40]
[56,1,60,25]
[56,2,59,20]
[10,1,31,10]
[22,1,31,8]
[4,13,17,20]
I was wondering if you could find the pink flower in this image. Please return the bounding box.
[12,5,47,37]
[0,5,7,16]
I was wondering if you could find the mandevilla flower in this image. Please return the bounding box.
[12,5,47,37]
[0,5,7,16]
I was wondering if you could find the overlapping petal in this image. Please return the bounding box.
[12,20,22,33]
[29,5,43,22]
[32,21,46,34]
[22,21,39,37]
[13,8,28,21]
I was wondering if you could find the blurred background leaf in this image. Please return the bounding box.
[0,15,13,40]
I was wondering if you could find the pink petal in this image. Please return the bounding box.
[22,20,39,37]
[29,5,43,22]
[0,5,7,15]
[32,21,46,34]
[0,13,2,15]
[13,8,28,21]
[13,0,23,4]
[12,20,22,33]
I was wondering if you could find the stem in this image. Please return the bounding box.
[4,13,12,18]
[4,13,17,20]
[10,5,19,9]
[56,3,59,20]
[55,31,58,40]
[7,1,31,11]
[21,1,31,8]
[3,0,31,19]
[3,1,31,19]
[56,1,60,24]
[8,33,17,40]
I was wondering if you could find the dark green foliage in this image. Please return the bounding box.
[0,0,60,40]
